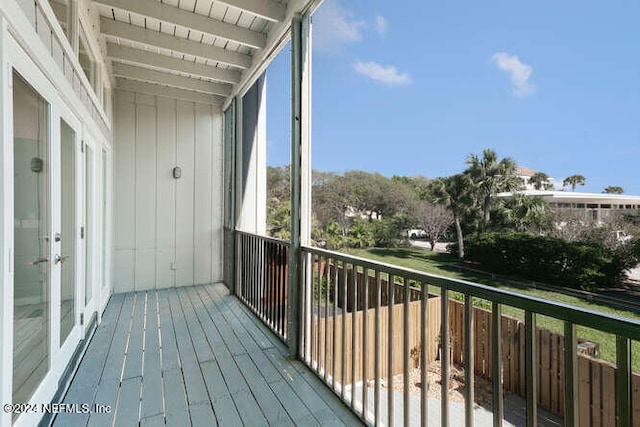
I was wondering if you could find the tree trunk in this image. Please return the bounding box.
[455,217,464,259]
[429,240,435,251]
[483,197,491,230]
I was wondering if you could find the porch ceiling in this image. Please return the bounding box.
[95,0,318,107]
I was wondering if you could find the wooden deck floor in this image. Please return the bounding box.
[53,283,361,426]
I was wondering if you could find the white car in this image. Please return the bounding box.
[407,229,427,239]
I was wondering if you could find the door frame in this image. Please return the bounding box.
[2,31,83,427]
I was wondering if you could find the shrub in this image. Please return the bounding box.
[458,232,639,290]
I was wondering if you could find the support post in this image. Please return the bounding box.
[224,98,237,294]
[288,14,312,358]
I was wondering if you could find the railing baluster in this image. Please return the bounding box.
[363,267,369,420]
[616,335,631,427]
[317,255,324,375]
[251,237,260,314]
[281,244,287,336]
[441,287,449,427]
[564,321,578,426]
[375,270,381,427]
[324,256,331,383]
[269,242,274,328]
[331,258,340,390]
[388,274,395,426]
[492,302,503,427]
[421,281,429,426]
[525,310,537,426]
[310,252,317,367]
[404,277,410,426]
[341,262,348,400]
[465,294,474,427]
[351,263,358,407]
[275,244,281,335]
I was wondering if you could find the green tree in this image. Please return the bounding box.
[528,172,554,190]
[562,174,586,191]
[465,149,521,230]
[603,186,624,194]
[495,194,551,233]
[428,174,476,259]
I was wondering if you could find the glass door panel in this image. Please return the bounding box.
[60,120,75,345]
[85,145,93,306]
[12,71,50,405]
[101,149,107,291]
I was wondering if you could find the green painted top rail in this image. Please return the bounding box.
[236,230,291,247]
[303,245,640,341]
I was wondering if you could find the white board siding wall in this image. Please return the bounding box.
[113,90,223,293]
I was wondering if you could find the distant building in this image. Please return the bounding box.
[498,190,640,223]
[515,166,558,190]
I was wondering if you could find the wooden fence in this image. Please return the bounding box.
[311,298,441,385]
[448,299,640,426]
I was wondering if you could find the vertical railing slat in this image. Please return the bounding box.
[324,256,330,383]
[525,310,537,427]
[363,267,369,420]
[375,270,381,426]
[492,302,503,427]
[616,335,631,427]
[421,281,429,426]
[465,294,474,427]
[441,287,449,427]
[404,277,410,426]
[351,264,358,407]
[564,321,578,426]
[341,262,348,400]
[332,258,339,390]
[388,274,395,426]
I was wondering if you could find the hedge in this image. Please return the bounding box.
[451,232,637,290]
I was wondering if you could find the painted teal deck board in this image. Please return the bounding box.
[53,284,362,426]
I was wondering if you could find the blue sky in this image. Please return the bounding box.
[267,0,640,194]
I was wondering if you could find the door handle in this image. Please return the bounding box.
[54,254,70,264]
[31,257,49,265]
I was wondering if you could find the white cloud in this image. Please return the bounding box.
[491,52,535,97]
[375,15,387,35]
[353,60,412,86]
[313,0,365,51]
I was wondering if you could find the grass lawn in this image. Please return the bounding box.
[348,246,640,370]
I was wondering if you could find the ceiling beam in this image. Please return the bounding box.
[101,18,252,69]
[116,78,223,106]
[215,0,285,23]
[107,44,241,84]
[112,63,232,96]
[95,0,266,50]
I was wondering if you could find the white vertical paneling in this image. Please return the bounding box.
[194,103,213,285]
[134,94,157,290]
[156,97,176,288]
[210,113,223,282]
[114,91,223,292]
[175,100,195,286]
[113,91,135,292]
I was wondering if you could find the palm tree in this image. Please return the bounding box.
[603,186,624,194]
[465,149,521,231]
[528,172,554,190]
[562,174,586,191]
[428,174,475,259]
[497,194,551,233]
